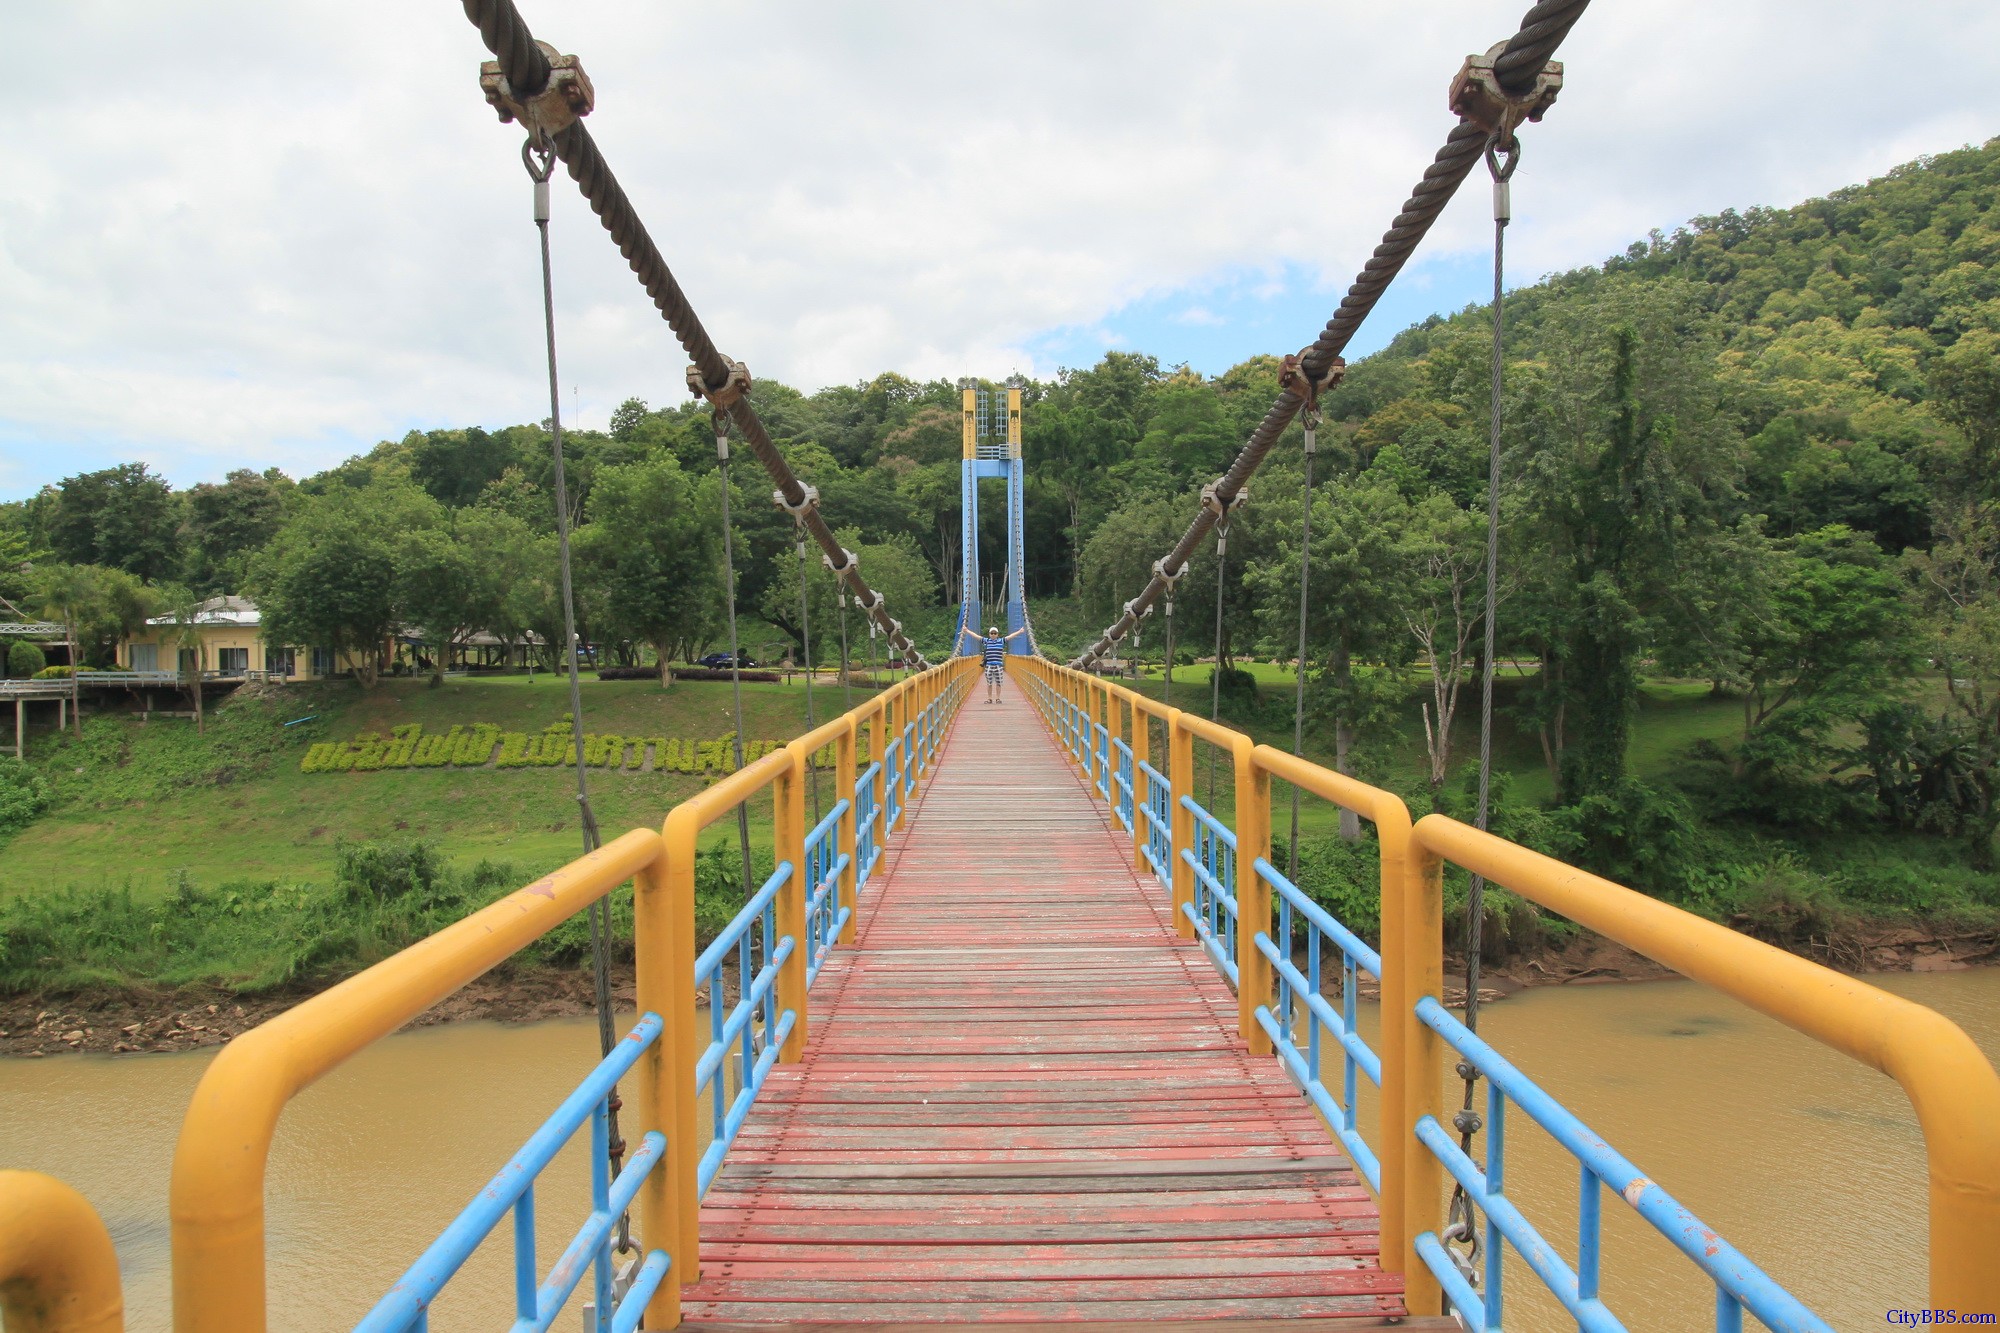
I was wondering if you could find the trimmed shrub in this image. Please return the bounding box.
[7,641,45,679]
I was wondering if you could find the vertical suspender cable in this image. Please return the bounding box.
[713,415,756,895]
[1163,595,1176,709]
[1207,525,1229,808]
[795,532,822,825]
[837,588,854,715]
[1288,412,1319,875]
[525,136,628,1248]
[1446,128,1520,1279]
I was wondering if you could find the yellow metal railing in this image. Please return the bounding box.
[1010,654,2000,1316]
[156,656,973,1332]
[0,1171,124,1333]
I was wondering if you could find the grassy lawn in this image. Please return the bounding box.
[1,675,880,898]
[1087,666,1748,839]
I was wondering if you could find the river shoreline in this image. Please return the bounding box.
[5,917,1997,1058]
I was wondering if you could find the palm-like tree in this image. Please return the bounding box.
[157,584,209,735]
[34,564,96,737]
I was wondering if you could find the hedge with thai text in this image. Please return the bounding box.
[299,719,857,775]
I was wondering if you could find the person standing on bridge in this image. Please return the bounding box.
[982,625,1026,703]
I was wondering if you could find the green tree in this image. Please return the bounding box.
[44,463,184,582]
[575,456,716,685]
[1905,502,2000,862]
[1732,526,1915,776]
[183,468,290,592]
[33,563,99,733]
[154,583,212,733]
[253,485,425,688]
[1510,280,1740,800]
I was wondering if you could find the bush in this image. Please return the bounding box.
[0,758,50,835]
[6,641,45,678]
[335,837,447,903]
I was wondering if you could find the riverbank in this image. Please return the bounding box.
[8,913,1998,1058]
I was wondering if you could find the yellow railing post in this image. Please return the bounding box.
[0,1171,124,1333]
[634,836,696,1312]
[836,716,859,945]
[774,744,809,1062]
[1168,711,1193,939]
[1130,693,1150,871]
[1233,736,1272,1055]
[1400,829,1446,1314]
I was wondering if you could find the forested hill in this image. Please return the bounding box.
[1340,134,2000,558]
[6,137,2000,885]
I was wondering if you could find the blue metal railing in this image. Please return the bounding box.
[1411,996,1832,1333]
[883,736,904,834]
[1139,759,1173,893]
[855,760,882,888]
[357,1015,672,1333]
[1093,722,1112,800]
[803,799,852,988]
[1178,795,1238,986]
[1251,857,1383,1192]
[694,864,797,1197]
[1109,738,1135,833]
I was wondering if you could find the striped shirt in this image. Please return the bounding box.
[981,636,1006,669]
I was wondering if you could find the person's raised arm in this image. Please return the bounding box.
[1003,628,1028,642]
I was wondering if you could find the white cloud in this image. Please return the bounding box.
[2,1,1996,497]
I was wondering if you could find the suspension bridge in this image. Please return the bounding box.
[5,2,2000,1331]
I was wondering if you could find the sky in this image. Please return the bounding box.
[2,2,1996,501]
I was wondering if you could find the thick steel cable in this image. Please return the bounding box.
[713,415,756,895]
[459,0,929,672]
[1070,0,1589,667]
[526,136,628,1250]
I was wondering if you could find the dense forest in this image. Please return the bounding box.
[6,136,1999,906]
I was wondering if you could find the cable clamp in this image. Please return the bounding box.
[1199,482,1250,517]
[1448,41,1562,139]
[1278,351,1346,411]
[822,547,857,578]
[1152,559,1185,590]
[1123,599,1154,621]
[686,360,753,409]
[772,483,820,518]
[480,43,595,138]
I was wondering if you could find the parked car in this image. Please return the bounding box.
[695,652,760,669]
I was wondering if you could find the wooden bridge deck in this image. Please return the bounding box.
[681,687,1414,1326]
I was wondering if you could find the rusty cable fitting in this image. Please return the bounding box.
[686,360,752,410]
[1279,352,1346,413]
[479,41,593,139]
[1449,41,1562,140]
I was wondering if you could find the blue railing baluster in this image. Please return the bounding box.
[513,1186,536,1323]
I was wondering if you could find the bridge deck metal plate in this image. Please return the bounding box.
[682,693,1405,1323]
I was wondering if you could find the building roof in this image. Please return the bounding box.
[145,595,260,628]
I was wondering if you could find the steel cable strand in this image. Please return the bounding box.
[461,0,550,96]
[1069,0,1590,667]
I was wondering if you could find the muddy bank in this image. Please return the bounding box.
[0,964,642,1059]
[5,917,1996,1058]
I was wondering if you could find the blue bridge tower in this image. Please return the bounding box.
[953,378,1035,657]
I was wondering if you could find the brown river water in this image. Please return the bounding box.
[4,969,1997,1331]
